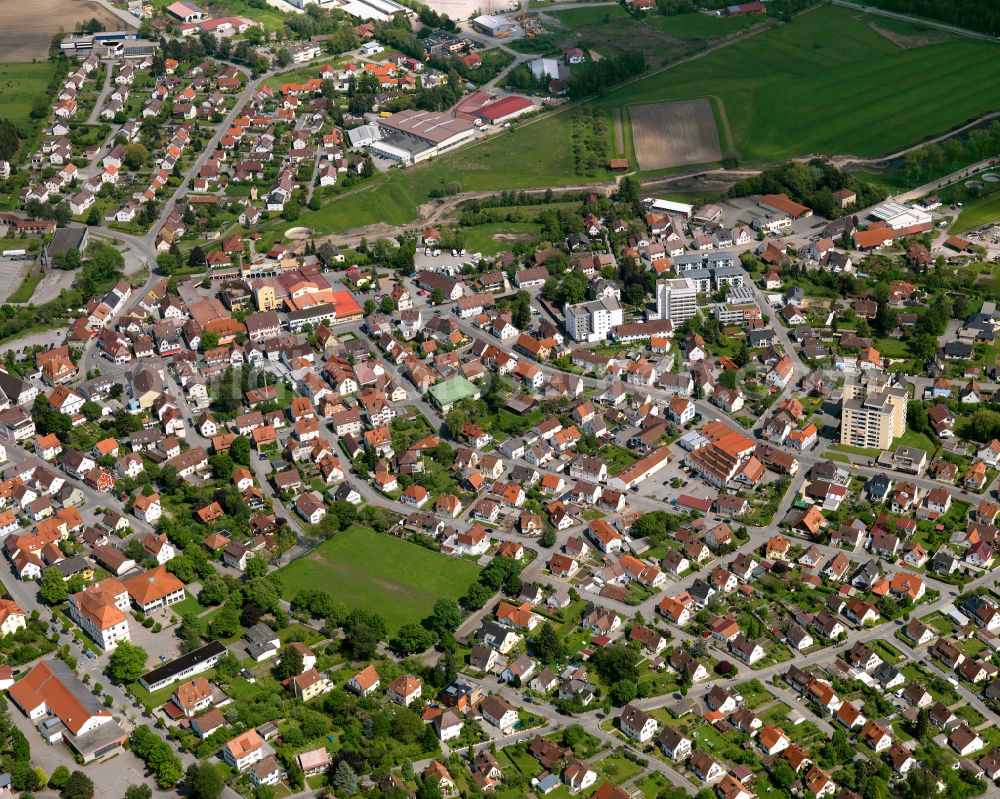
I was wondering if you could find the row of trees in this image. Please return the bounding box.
[904,120,1000,183]
[566,51,647,100]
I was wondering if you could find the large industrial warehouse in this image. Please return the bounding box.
[371,110,476,164]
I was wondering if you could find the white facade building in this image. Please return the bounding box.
[655,278,698,323]
[563,298,623,343]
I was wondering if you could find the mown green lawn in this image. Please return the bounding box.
[873,337,911,359]
[921,611,955,636]
[634,773,671,799]
[892,428,939,456]
[596,755,642,783]
[737,679,774,709]
[953,191,1000,232]
[460,221,542,256]
[170,590,204,618]
[275,525,481,633]
[829,443,882,458]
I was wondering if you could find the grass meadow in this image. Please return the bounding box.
[0,62,58,135]
[596,5,1000,163]
[275,525,481,633]
[643,10,765,39]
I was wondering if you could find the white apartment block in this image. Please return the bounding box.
[563,298,623,343]
[840,370,907,449]
[656,278,698,323]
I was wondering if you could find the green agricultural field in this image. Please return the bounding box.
[598,5,1000,163]
[644,11,765,40]
[550,4,631,27]
[0,62,57,136]
[275,525,481,633]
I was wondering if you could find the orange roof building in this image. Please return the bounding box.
[68,578,130,650]
[8,660,120,749]
[123,565,185,613]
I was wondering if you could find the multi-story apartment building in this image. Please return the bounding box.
[655,278,698,323]
[840,370,907,449]
[563,297,623,343]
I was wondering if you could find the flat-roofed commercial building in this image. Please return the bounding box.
[472,14,518,36]
[372,110,475,164]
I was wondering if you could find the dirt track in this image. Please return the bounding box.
[0,0,120,61]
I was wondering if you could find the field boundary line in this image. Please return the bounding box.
[612,108,625,155]
[706,94,735,158]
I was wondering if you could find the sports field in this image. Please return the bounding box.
[276,525,481,633]
[0,62,58,135]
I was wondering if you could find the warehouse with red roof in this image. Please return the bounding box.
[472,95,535,124]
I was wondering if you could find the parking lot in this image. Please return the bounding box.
[413,247,481,276]
[712,197,825,241]
[0,255,32,302]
